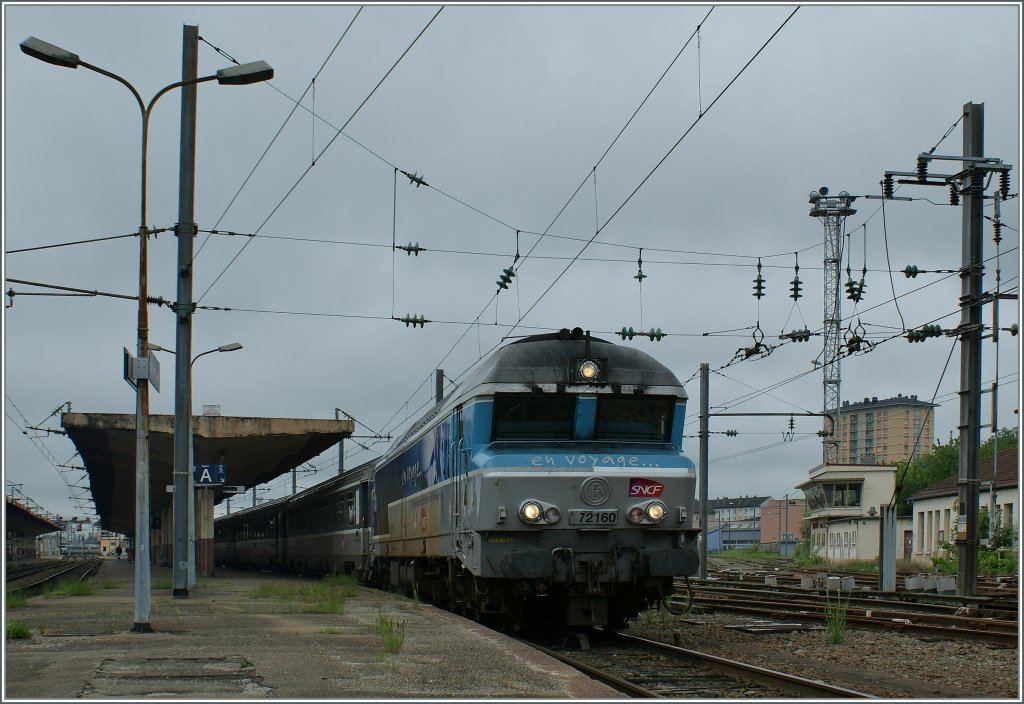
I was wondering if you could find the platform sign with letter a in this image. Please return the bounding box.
[194,463,226,486]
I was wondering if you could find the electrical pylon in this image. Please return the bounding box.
[808,187,857,464]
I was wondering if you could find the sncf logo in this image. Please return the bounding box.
[628,478,664,497]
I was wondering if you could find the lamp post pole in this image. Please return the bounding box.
[21,36,272,622]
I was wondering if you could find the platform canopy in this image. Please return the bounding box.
[6,499,62,538]
[61,413,354,535]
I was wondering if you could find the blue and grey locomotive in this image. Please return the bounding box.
[215,327,700,629]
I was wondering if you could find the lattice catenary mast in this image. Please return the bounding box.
[808,187,856,464]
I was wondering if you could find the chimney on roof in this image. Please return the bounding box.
[864,397,870,403]
[872,396,878,403]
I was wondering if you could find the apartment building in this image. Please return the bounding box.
[835,394,935,465]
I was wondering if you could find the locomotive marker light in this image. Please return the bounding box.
[543,506,561,524]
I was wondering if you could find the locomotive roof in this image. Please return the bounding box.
[386,329,686,455]
[463,328,685,391]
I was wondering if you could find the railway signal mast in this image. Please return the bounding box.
[808,187,857,465]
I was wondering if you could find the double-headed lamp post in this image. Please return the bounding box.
[21,36,270,632]
[150,342,243,589]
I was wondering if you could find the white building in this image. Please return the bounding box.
[909,447,1019,565]
[796,463,911,562]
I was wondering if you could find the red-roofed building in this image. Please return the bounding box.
[908,447,1019,565]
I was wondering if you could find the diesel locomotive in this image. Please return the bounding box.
[215,327,700,629]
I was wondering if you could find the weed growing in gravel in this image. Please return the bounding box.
[823,586,850,645]
[43,578,93,597]
[375,607,406,654]
[6,621,31,640]
[6,590,27,608]
[100,580,120,589]
[151,577,173,590]
[250,580,349,614]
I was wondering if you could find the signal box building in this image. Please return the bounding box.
[796,463,911,562]
[835,394,935,465]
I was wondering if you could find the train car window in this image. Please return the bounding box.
[596,396,673,441]
[493,393,575,440]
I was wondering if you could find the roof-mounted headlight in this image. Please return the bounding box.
[572,357,606,384]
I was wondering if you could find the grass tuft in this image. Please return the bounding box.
[375,607,406,655]
[43,578,93,598]
[6,621,32,640]
[824,585,850,645]
[151,577,173,590]
[250,578,352,614]
[6,590,28,609]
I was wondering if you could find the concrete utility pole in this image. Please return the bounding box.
[956,102,984,597]
[876,101,1014,597]
[808,188,857,465]
[698,362,709,579]
[172,24,199,600]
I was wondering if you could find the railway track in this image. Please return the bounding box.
[6,558,102,595]
[682,579,1018,645]
[521,629,874,698]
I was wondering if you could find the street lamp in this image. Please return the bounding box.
[150,342,242,589]
[22,35,270,631]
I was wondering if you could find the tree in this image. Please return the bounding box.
[893,427,1017,515]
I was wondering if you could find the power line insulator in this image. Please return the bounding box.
[883,173,894,199]
[618,326,636,341]
[949,183,960,206]
[724,429,738,437]
[396,241,423,256]
[993,220,1003,245]
[916,154,928,182]
[790,275,802,300]
[496,267,516,291]
[903,265,920,278]
[647,328,664,342]
[785,328,811,342]
[399,314,427,328]
[999,169,1011,200]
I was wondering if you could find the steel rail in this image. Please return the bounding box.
[687,596,1018,645]
[520,638,660,698]
[612,632,876,698]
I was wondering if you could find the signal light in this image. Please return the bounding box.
[903,265,920,278]
[496,267,516,290]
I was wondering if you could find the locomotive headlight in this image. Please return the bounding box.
[578,359,601,381]
[544,506,561,524]
[519,501,543,524]
[645,501,667,523]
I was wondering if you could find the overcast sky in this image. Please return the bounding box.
[3,2,1020,524]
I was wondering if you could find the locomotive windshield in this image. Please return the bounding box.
[494,393,575,440]
[492,393,674,443]
[596,396,673,441]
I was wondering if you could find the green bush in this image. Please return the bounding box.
[6,621,32,640]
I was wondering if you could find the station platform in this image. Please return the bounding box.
[4,560,621,699]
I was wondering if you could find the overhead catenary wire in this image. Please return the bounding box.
[196,7,444,304]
